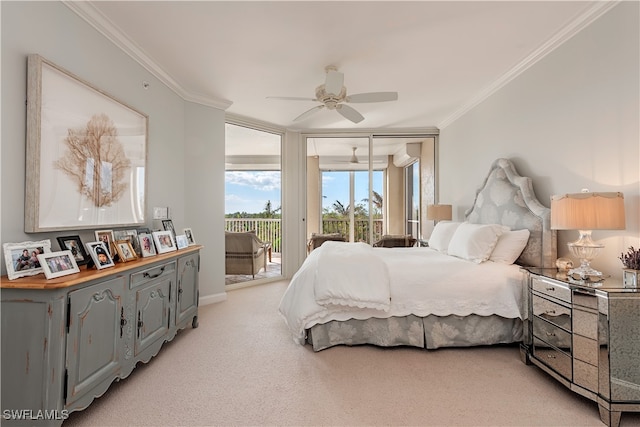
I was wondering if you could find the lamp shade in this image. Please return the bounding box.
[427,204,452,221]
[551,192,625,230]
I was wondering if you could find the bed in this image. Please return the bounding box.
[279,158,557,351]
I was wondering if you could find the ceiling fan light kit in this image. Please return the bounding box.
[269,66,398,124]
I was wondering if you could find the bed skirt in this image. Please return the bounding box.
[306,314,523,352]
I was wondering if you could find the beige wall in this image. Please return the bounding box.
[306,156,320,238]
[386,159,405,235]
[420,138,436,239]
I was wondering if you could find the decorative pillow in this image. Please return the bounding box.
[447,222,506,263]
[428,221,462,253]
[489,229,530,264]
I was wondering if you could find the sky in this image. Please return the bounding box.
[224,170,383,215]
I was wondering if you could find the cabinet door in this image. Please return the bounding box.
[176,253,199,328]
[135,276,172,357]
[66,276,126,409]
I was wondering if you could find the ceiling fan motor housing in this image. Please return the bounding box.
[316,85,346,109]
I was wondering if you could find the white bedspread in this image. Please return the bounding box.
[278,244,526,344]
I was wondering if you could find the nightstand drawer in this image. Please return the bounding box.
[532,277,571,303]
[574,359,598,392]
[533,337,572,380]
[532,295,571,331]
[573,334,598,365]
[533,316,572,352]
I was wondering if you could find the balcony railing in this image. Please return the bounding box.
[225,217,385,252]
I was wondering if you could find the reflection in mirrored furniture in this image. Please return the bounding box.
[521,269,640,427]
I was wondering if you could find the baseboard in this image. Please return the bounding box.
[199,292,227,306]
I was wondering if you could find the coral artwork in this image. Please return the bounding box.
[54,113,131,207]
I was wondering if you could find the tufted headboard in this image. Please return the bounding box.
[465,158,557,268]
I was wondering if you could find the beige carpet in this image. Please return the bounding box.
[63,280,640,427]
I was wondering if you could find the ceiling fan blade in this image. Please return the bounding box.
[325,70,344,95]
[346,92,398,103]
[293,105,324,122]
[267,96,316,101]
[336,104,364,123]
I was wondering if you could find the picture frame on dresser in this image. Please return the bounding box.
[37,250,80,279]
[2,240,52,280]
[94,230,115,256]
[138,233,156,257]
[152,230,176,254]
[175,234,189,250]
[85,241,115,270]
[183,227,196,246]
[114,240,137,262]
[56,235,90,266]
[24,54,148,232]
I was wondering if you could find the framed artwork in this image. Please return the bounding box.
[138,233,156,257]
[162,220,175,238]
[56,235,90,266]
[152,230,176,254]
[37,250,80,279]
[3,240,52,280]
[24,54,148,232]
[175,234,189,250]
[114,240,137,262]
[183,228,196,246]
[85,241,115,270]
[94,230,115,256]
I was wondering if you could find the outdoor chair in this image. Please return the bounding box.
[372,234,417,248]
[225,231,269,278]
[307,233,346,253]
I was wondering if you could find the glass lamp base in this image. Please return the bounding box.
[567,230,604,279]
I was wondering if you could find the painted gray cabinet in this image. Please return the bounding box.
[1,246,200,426]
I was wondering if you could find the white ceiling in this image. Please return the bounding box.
[68,1,609,132]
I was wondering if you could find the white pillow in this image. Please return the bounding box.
[447,222,506,263]
[428,221,462,253]
[489,229,530,264]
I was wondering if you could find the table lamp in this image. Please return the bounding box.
[427,204,452,223]
[551,191,625,278]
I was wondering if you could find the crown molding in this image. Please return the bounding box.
[62,1,233,111]
[438,1,620,130]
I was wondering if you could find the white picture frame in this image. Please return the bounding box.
[138,233,156,257]
[85,241,115,270]
[2,240,52,280]
[37,250,80,279]
[183,227,196,246]
[25,54,148,232]
[152,230,176,254]
[175,234,189,250]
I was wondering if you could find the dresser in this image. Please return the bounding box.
[1,246,201,426]
[521,268,640,427]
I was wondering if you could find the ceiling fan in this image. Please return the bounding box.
[267,66,398,124]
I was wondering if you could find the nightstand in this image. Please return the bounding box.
[520,268,640,427]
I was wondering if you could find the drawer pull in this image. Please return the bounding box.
[545,287,556,292]
[143,266,166,279]
[545,332,556,337]
[545,310,556,315]
[547,354,556,359]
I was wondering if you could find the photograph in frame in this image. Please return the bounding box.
[115,229,141,256]
[25,54,148,232]
[175,234,189,250]
[56,235,90,266]
[183,228,196,246]
[37,250,80,280]
[3,240,52,280]
[115,240,137,262]
[94,230,115,256]
[85,241,115,270]
[152,230,176,254]
[138,233,156,257]
[162,220,175,238]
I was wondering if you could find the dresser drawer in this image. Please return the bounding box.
[532,277,571,303]
[533,316,572,353]
[573,334,598,365]
[532,295,571,331]
[533,337,572,380]
[574,358,598,392]
[130,261,176,288]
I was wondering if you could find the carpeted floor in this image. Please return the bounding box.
[63,280,640,426]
